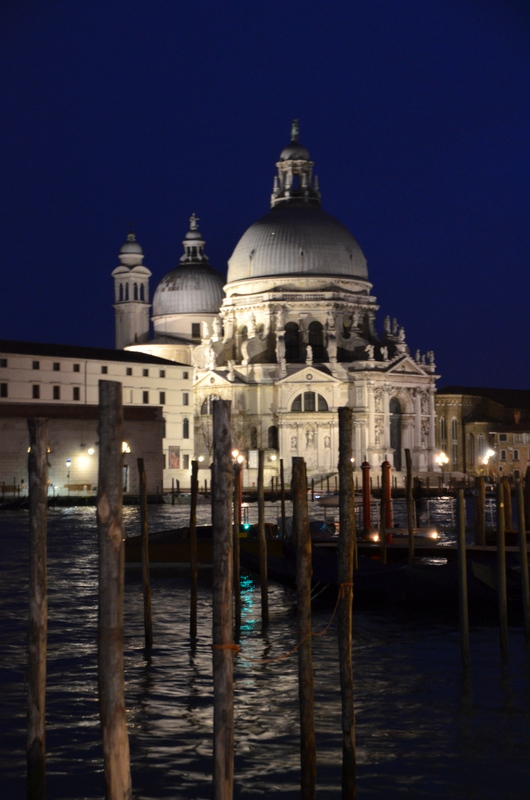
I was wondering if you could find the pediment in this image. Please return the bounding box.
[385,356,429,376]
[278,365,340,386]
[194,370,239,389]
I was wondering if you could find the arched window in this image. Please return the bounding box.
[250,426,258,449]
[268,425,279,450]
[308,321,325,362]
[389,397,402,471]
[285,322,300,362]
[125,283,129,300]
[468,433,475,467]
[478,434,485,461]
[440,417,447,443]
[140,284,145,301]
[290,392,329,412]
[183,418,189,439]
[119,284,123,301]
[133,283,138,300]
[451,418,458,441]
[200,394,220,415]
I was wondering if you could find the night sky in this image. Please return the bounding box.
[1,0,529,389]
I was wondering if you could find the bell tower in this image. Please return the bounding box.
[112,231,152,349]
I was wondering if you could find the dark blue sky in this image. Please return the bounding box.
[1,0,529,388]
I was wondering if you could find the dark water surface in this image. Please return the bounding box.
[2,506,530,799]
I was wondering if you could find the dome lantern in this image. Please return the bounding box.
[272,119,321,208]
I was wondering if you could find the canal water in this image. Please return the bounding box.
[2,504,530,799]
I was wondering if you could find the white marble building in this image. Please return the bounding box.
[119,124,438,482]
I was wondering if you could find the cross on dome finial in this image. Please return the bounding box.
[291,119,299,142]
[189,213,200,231]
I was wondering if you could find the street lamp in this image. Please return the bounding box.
[435,452,449,486]
[66,457,71,495]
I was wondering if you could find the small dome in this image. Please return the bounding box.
[279,142,311,162]
[153,264,225,316]
[120,232,143,256]
[227,203,368,284]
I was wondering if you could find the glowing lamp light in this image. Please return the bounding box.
[198,455,205,462]
[231,449,239,459]
[122,442,131,454]
[65,458,72,467]
[482,448,495,465]
[435,452,449,468]
[87,448,95,455]
[270,454,277,461]
[237,455,244,464]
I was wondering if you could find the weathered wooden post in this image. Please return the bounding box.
[405,449,414,564]
[171,477,175,505]
[292,456,316,799]
[280,458,287,538]
[337,409,356,799]
[361,460,371,537]
[382,459,392,530]
[311,477,314,502]
[27,419,48,800]
[97,381,132,799]
[233,461,242,633]
[502,476,512,532]
[380,463,387,564]
[189,460,199,640]
[211,400,235,800]
[474,475,486,546]
[524,466,530,530]
[516,482,530,641]
[137,458,153,650]
[457,489,470,668]
[497,483,509,661]
[257,449,269,628]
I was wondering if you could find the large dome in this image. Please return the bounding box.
[153,263,224,316]
[227,203,368,284]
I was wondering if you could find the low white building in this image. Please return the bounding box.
[0,341,194,494]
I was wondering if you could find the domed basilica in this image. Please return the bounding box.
[116,123,438,479]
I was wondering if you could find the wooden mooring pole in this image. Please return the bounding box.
[137,458,153,651]
[96,381,132,799]
[211,400,235,800]
[516,482,530,642]
[27,418,48,800]
[257,449,269,628]
[233,462,242,633]
[456,489,470,668]
[337,409,356,798]
[474,476,486,546]
[405,449,414,564]
[292,456,316,799]
[497,483,509,661]
[189,460,199,641]
[280,458,286,538]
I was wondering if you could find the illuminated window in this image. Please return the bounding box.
[290,392,329,412]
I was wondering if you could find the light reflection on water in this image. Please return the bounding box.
[1,507,530,799]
